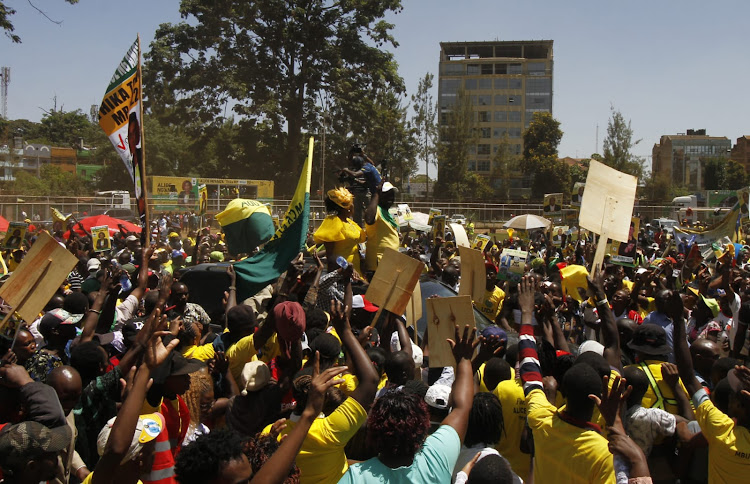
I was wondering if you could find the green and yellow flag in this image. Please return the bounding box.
[234,137,314,300]
[215,199,274,255]
[98,37,147,233]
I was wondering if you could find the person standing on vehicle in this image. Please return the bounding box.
[364,182,399,277]
[339,146,381,226]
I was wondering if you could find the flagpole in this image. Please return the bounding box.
[137,33,150,246]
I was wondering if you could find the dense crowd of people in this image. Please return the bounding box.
[0,177,749,484]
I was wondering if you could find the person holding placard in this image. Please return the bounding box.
[314,188,366,275]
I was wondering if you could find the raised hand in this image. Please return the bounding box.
[447,324,478,363]
[0,363,33,388]
[305,351,347,417]
[661,363,680,390]
[226,264,236,285]
[589,374,631,427]
[518,275,536,315]
[329,299,351,335]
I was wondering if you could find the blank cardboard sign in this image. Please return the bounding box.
[426,295,475,368]
[365,248,423,316]
[458,246,486,302]
[450,223,470,248]
[0,232,78,325]
[405,282,423,328]
[579,160,638,243]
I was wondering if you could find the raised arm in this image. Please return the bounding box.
[129,245,155,302]
[78,273,112,344]
[92,315,178,483]
[251,352,345,484]
[588,267,621,370]
[440,324,478,441]
[330,299,379,407]
[669,291,702,396]
[365,185,380,226]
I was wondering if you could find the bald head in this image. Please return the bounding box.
[690,338,720,379]
[48,366,82,416]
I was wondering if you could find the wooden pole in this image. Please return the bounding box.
[137,33,150,246]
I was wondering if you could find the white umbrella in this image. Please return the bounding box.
[503,214,551,230]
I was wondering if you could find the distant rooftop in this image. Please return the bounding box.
[440,40,553,61]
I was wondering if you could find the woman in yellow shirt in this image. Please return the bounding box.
[314,188,366,275]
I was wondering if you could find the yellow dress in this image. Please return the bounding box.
[314,215,366,275]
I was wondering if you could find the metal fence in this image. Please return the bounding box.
[0,194,677,229]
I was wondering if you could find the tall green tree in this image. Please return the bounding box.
[38,108,91,149]
[145,0,404,192]
[705,157,748,190]
[602,106,645,178]
[411,73,437,196]
[1,1,78,43]
[491,134,520,200]
[522,112,569,198]
[436,88,476,200]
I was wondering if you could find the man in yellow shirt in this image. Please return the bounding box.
[671,290,750,483]
[477,262,505,324]
[625,325,691,417]
[364,182,399,275]
[262,300,379,484]
[517,276,616,483]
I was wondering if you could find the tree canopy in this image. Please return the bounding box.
[145,0,405,193]
[522,112,569,198]
[602,106,645,178]
[1,0,78,43]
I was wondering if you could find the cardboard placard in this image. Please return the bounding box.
[365,248,423,316]
[543,193,563,217]
[397,204,413,222]
[426,295,475,368]
[92,225,111,252]
[450,222,470,248]
[0,232,78,333]
[458,247,486,303]
[498,248,528,282]
[473,234,491,252]
[552,226,569,247]
[579,160,638,243]
[428,208,441,225]
[2,222,27,250]
[405,281,422,328]
[432,215,446,243]
[739,187,750,221]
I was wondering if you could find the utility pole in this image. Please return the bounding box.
[0,67,10,120]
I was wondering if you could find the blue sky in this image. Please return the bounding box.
[2,0,748,174]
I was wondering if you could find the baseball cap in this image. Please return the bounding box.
[171,250,185,260]
[0,421,71,466]
[169,232,180,238]
[150,352,206,384]
[209,251,225,262]
[480,325,508,343]
[700,295,721,318]
[352,295,378,312]
[381,182,396,193]
[239,361,271,395]
[425,384,452,410]
[39,308,82,335]
[97,413,165,463]
[121,262,137,275]
[125,235,139,242]
[87,258,101,272]
[578,340,605,356]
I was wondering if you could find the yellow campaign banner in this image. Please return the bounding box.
[98,37,147,231]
